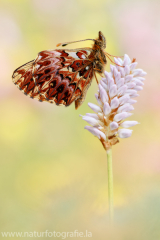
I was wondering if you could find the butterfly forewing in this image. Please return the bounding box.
[12,32,108,108]
[12,60,37,97]
[12,48,94,107]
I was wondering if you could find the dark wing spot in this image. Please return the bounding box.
[50,80,57,88]
[79,68,86,77]
[43,60,51,66]
[45,75,51,81]
[36,73,43,80]
[45,69,50,74]
[59,74,64,80]
[60,57,65,63]
[61,62,65,67]
[70,60,83,72]
[61,51,69,57]
[61,89,72,104]
[56,84,65,93]
[66,76,72,81]
[69,82,77,90]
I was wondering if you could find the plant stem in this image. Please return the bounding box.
[107,148,114,223]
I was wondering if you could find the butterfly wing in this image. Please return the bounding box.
[12,48,94,108]
[12,59,36,96]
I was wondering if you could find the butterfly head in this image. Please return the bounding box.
[96,31,106,49]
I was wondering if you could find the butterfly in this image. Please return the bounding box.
[12,31,119,109]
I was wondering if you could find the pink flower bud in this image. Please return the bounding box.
[118,129,133,138]
[111,97,119,109]
[109,85,117,98]
[114,112,132,122]
[88,103,101,113]
[82,116,101,126]
[130,62,138,71]
[110,122,119,130]
[103,102,111,115]
[99,84,108,103]
[85,126,106,140]
[120,121,138,128]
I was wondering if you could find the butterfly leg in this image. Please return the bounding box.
[94,71,99,84]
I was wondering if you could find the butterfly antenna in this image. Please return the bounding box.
[56,39,95,47]
[105,52,124,68]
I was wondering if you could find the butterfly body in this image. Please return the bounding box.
[12,31,107,109]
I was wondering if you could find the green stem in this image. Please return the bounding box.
[107,148,114,223]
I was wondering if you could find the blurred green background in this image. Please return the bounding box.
[0,0,160,239]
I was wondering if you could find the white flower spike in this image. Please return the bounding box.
[81,55,146,150]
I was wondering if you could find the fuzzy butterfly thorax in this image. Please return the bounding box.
[12,31,110,109]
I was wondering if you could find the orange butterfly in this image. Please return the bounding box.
[12,31,120,109]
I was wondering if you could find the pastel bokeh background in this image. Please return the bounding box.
[0,0,160,239]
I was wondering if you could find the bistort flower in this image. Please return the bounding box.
[81,54,146,150]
